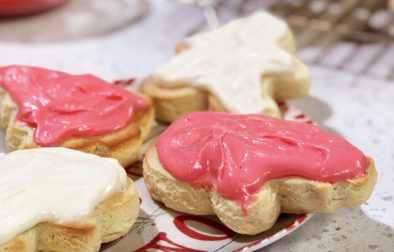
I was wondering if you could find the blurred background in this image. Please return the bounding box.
[0,0,393,251]
[2,0,394,79]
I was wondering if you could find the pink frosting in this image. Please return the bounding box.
[0,0,68,16]
[0,65,148,146]
[157,112,369,208]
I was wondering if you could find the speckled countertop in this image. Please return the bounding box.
[0,1,393,251]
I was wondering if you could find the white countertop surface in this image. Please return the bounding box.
[0,1,393,251]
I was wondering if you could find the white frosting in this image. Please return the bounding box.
[0,147,127,245]
[155,11,296,114]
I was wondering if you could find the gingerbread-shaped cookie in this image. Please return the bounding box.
[0,65,154,167]
[143,112,377,234]
[142,11,310,122]
[0,147,139,252]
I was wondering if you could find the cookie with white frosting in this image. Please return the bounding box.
[0,147,139,252]
[142,11,310,122]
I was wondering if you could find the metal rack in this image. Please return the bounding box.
[178,0,394,81]
[267,0,394,81]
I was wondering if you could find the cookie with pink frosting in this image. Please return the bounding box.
[143,112,377,234]
[0,65,154,167]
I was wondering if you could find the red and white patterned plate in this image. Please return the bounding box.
[0,79,314,252]
[100,79,315,252]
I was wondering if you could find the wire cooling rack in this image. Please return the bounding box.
[176,0,394,81]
